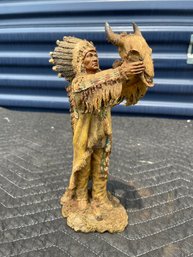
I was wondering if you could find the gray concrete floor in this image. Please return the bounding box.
[0,107,193,257]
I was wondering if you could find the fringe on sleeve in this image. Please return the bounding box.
[121,80,148,106]
[73,68,123,113]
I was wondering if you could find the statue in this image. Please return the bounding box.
[49,22,154,233]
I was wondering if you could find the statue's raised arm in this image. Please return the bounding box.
[50,23,154,114]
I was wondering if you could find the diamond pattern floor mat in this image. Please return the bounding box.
[0,107,193,257]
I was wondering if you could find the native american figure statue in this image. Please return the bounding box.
[49,22,154,233]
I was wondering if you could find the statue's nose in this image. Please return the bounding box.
[92,56,98,61]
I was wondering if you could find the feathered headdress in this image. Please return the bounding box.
[49,36,96,82]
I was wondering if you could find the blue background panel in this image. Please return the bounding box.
[0,0,193,116]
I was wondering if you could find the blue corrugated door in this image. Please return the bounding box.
[0,0,193,116]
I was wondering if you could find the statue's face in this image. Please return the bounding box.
[83,50,99,73]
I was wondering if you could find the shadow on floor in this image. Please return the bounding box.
[108,179,143,209]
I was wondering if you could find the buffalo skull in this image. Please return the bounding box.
[105,22,154,87]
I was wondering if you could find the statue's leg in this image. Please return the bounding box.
[91,148,112,208]
[75,156,91,210]
[60,155,91,206]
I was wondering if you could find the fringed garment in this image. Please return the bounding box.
[66,67,147,190]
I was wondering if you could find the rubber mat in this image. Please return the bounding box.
[0,108,193,257]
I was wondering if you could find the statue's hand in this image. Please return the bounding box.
[119,61,145,80]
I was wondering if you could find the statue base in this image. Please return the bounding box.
[61,193,128,233]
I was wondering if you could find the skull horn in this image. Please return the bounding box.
[132,22,142,36]
[105,22,122,46]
